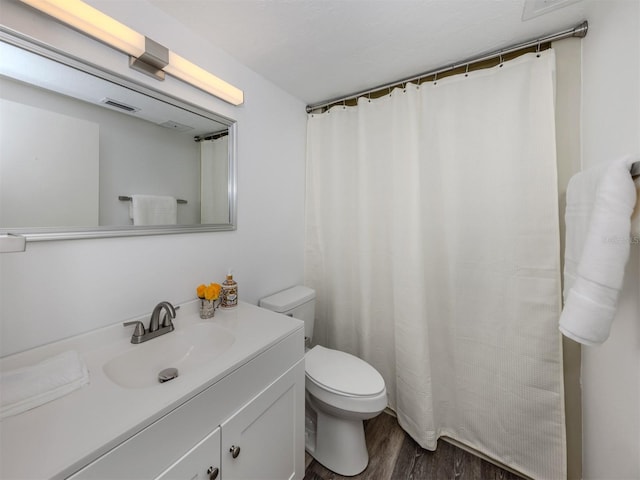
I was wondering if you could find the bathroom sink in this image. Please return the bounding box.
[103,322,235,388]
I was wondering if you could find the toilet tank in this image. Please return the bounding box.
[259,286,316,343]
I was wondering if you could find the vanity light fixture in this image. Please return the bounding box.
[18,0,244,105]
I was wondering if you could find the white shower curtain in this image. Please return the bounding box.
[200,137,229,224]
[305,50,565,479]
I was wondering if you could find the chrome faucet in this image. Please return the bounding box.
[123,301,178,344]
[149,301,177,332]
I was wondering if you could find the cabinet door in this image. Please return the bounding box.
[221,360,304,480]
[155,427,221,480]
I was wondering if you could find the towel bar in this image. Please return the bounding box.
[119,196,187,204]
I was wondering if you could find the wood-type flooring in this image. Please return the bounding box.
[304,413,526,480]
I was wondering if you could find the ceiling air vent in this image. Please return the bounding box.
[100,98,140,113]
[159,120,193,132]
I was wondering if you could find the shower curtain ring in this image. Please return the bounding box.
[433,72,438,85]
[465,64,470,77]
[536,41,541,57]
[499,54,504,67]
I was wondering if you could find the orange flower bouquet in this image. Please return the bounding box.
[197,283,221,318]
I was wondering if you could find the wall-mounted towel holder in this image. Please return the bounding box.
[119,196,187,204]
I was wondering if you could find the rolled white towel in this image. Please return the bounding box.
[559,155,639,345]
[1,350,89,419]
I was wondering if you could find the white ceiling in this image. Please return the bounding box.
[148,0,587,106]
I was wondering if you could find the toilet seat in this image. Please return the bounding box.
[305,345,385,397]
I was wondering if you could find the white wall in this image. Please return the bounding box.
[581,1,640,478]
[0,0,307,356]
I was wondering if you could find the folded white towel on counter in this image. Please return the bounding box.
[129,194,177,226]
[559,155,639,345]
[0,350,89,419]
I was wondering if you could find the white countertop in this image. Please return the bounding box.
[0,301,303,480]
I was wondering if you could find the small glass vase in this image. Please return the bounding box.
[199,298,219,319]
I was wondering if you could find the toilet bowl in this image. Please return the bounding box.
[259,286,387,476]
[305,345,387,475]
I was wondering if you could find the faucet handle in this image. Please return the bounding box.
[123,320,145,337]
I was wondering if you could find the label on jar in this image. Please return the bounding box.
[221,283,238,308]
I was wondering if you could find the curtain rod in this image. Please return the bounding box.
[306,20,588,113]
[194,130,229,142]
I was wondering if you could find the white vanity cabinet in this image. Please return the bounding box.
[66,327,305,480]
[153,361,304,480]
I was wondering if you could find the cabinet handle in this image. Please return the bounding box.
[229,445,241,458]
[206,466,219,479]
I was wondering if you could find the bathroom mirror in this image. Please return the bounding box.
[0,30,237,241]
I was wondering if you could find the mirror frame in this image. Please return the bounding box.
[0,27,237,242]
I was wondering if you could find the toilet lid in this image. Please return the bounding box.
[305,345,385,397]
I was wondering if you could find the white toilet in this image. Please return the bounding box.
[260,286,387,476]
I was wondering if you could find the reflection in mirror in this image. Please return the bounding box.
[0,31,236,241]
